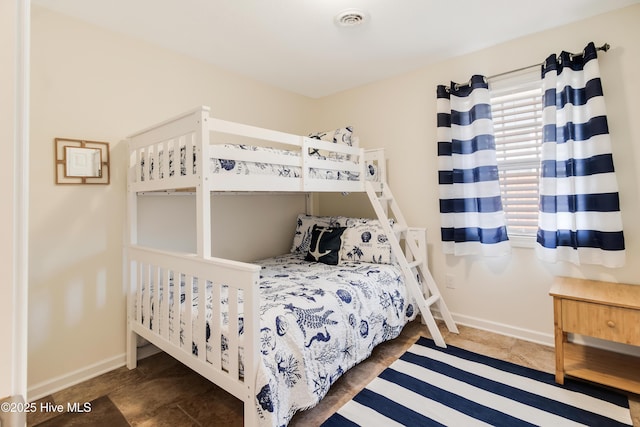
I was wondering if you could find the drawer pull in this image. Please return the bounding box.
[607,320,616,328]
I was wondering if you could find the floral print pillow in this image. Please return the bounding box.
[340,218,393,264]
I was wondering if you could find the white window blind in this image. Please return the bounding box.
[489,69,543,242]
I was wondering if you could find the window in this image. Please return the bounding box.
[489,70,543,246]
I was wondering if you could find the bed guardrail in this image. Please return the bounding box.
[125,245,261,409]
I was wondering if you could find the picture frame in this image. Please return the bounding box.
[54,138,110,185]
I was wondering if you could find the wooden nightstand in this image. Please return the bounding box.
[550,276,640,394]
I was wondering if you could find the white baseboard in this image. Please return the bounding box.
[435,311,555,347]
[27,346,164,402]
[440,312,640,357]
[28,354,126,402]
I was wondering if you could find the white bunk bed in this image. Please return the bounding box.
[126,106,458,426]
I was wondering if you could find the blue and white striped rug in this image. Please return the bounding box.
[322,337,632,426]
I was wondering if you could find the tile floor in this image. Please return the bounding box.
[28,321,640,426]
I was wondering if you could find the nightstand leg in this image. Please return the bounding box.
[553,298,565,384]
[555,332,567,385]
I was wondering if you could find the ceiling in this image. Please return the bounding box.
[32,0,640,98]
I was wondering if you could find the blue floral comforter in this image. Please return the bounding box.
[251,254,416,426]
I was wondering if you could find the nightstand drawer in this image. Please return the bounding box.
[561,299,640,345]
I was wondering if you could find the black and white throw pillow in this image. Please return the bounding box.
[291,214,340,254]
[305,225,347,265]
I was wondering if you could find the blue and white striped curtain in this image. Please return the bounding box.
[437,75,510,256]
[537,42,625,267]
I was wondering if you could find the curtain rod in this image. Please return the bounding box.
[445,42,610,92]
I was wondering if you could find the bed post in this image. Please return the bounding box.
[305,193,314,215]
[126,320,138,369]
[195,107,212,258]
[126,142,138,369]
[125,245,137,370]
[241,262,261,427]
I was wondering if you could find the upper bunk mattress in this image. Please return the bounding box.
[140,143,379,182]
[211,144,362,181]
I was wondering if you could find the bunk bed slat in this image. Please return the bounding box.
[185,134,197,178]
[197,280,207,363]
[151,265,160,335]
[143,263,151,330]
[184,274,194,359]
[159,139,169,183]
[211,283,222,372]
[227,286,240,381]
[171,272,181,347]
[161,267,171,341]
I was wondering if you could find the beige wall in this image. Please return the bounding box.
[317,4,640,344]
[28,6,314,392]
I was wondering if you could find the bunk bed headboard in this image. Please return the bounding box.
[128,106,210,193]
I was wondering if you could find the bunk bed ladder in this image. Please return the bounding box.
[365,181,458,347]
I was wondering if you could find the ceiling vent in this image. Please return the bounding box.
[335,9,368,27]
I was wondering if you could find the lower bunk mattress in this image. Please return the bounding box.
[139,253,417,427]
